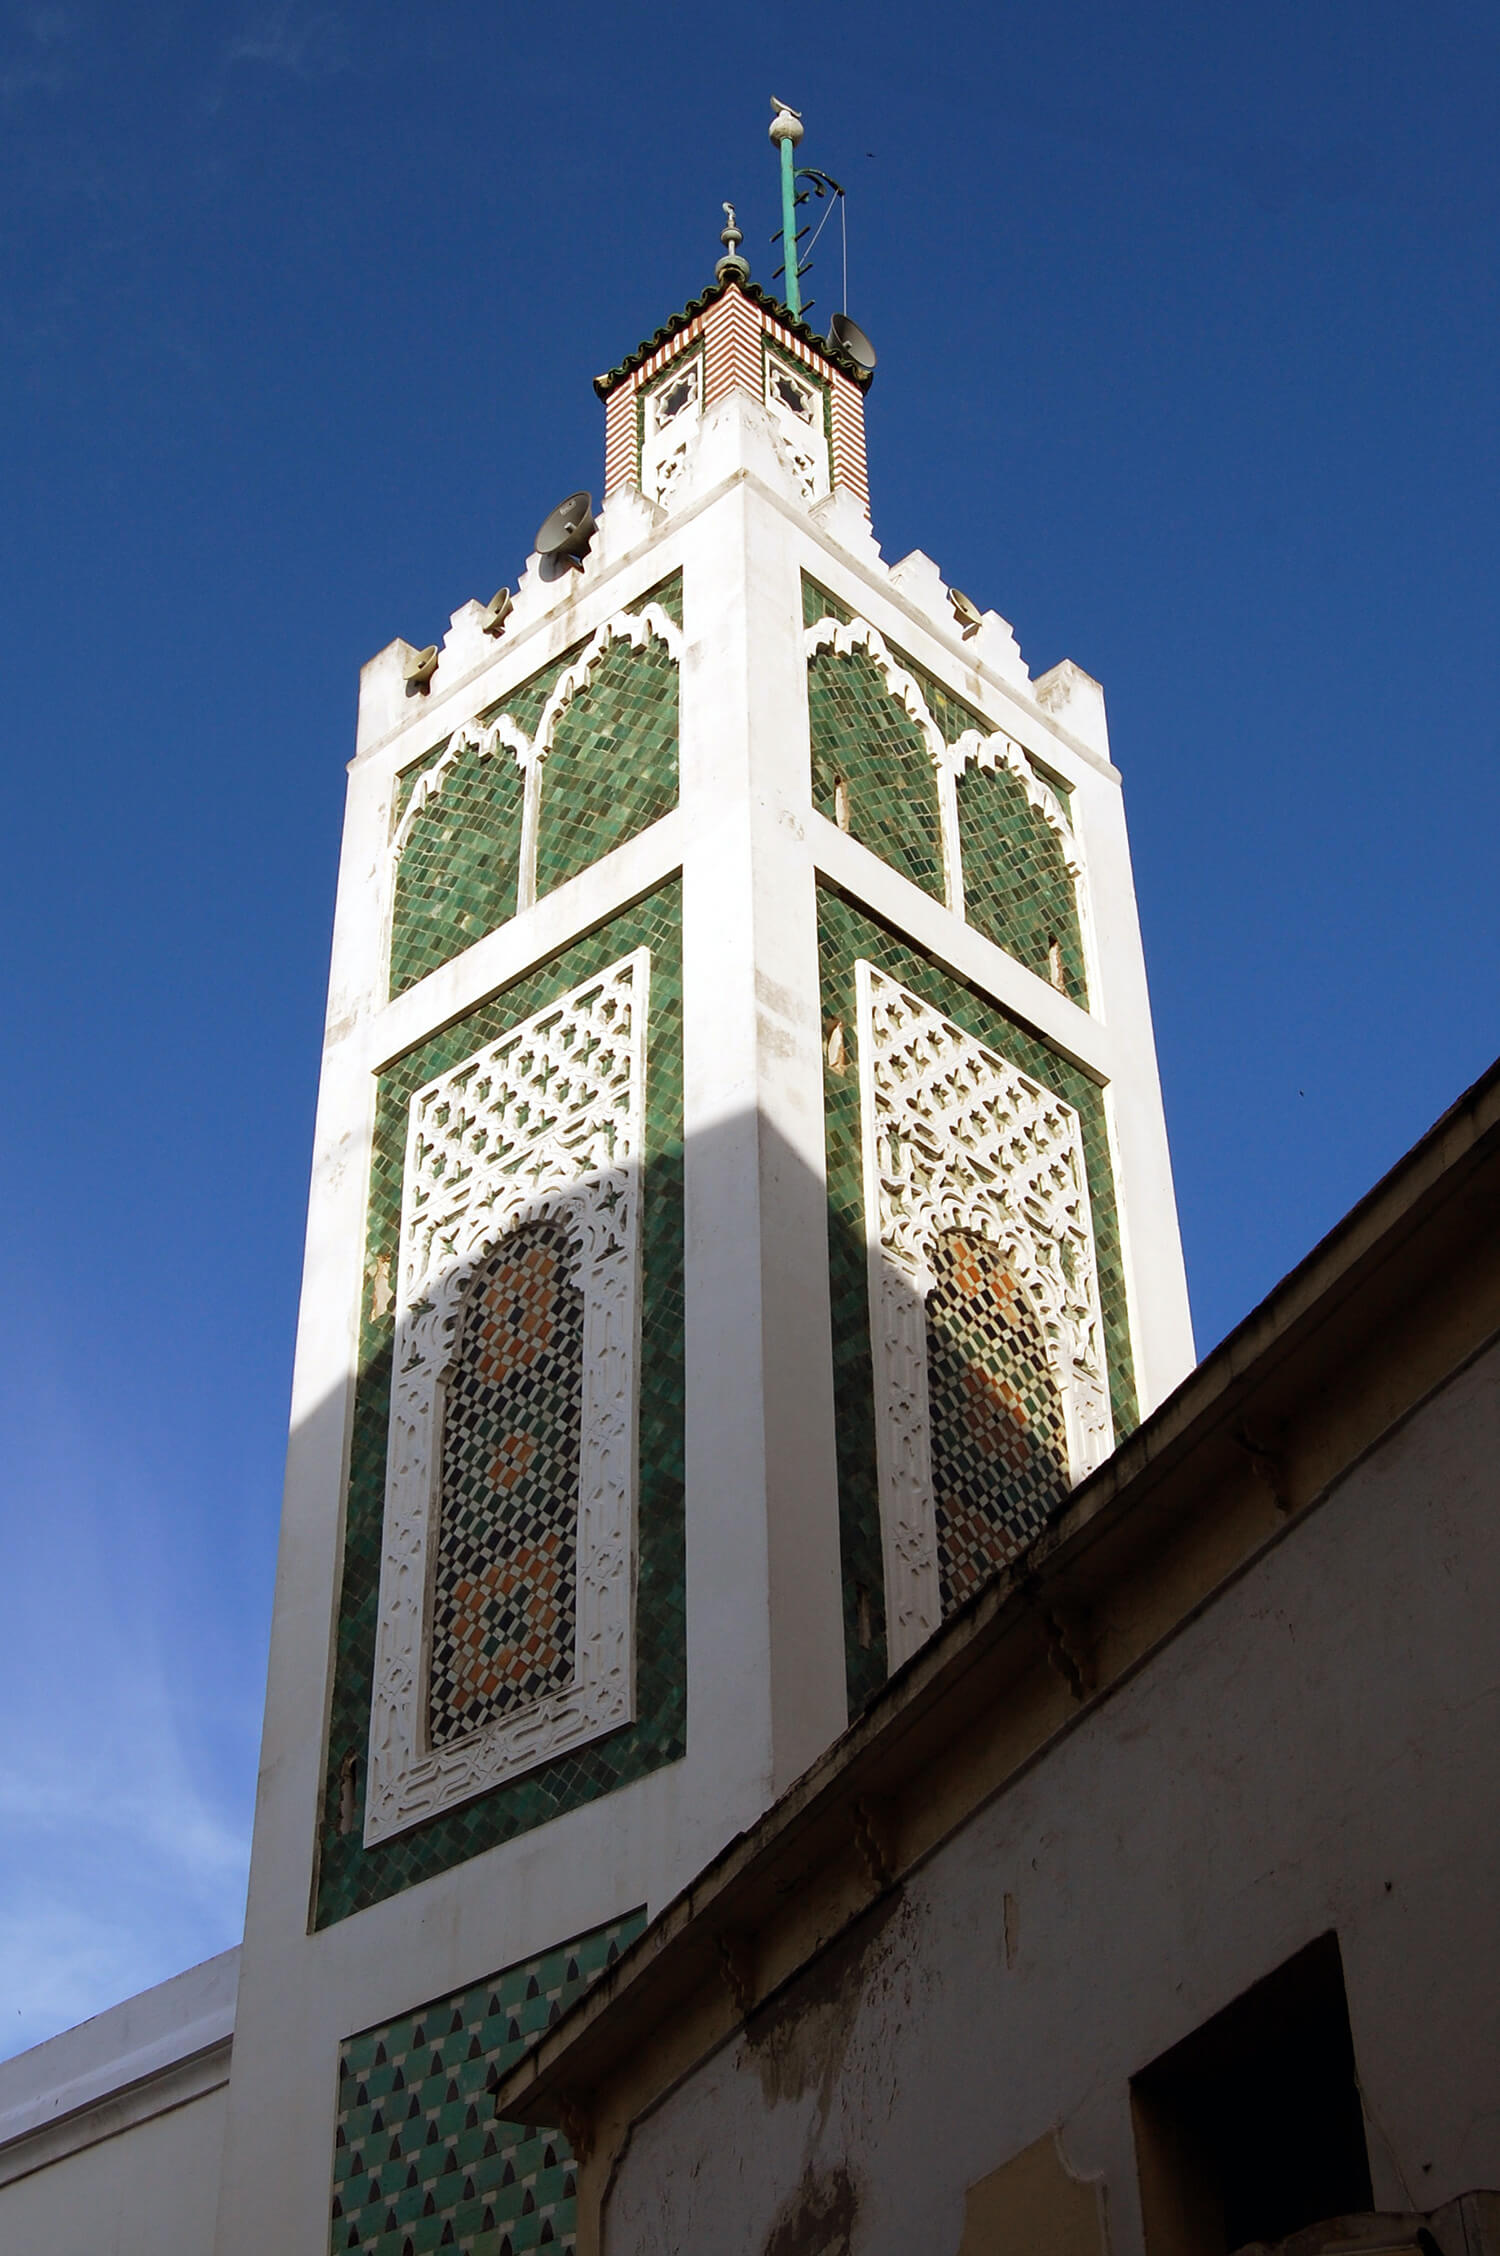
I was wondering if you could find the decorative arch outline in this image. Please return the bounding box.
[388,602,683,923]
[803,613,1090,986]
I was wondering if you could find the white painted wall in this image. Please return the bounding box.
[0,2084,229,2256]
[0,1951,237,2256]
[604,1338,1500,2254]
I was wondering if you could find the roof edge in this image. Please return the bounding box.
[494,1052,1500,2129]
[594,275,875,397]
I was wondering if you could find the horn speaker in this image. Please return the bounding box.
[827,312,877,372]
[535,491,596,571]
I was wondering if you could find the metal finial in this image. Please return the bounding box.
[768,96,804,145]
[716,198,750,285]
[769,97,807,315]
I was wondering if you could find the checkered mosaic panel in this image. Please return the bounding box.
[331,1912,645,2256]
[925,1229,1069,1613]
[428,1222,585,1747]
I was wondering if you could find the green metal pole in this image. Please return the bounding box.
[779,133,801,318]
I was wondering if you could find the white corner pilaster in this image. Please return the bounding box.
[675,457,848,1811]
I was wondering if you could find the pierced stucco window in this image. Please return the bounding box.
[856,962,1112,1670]
[639,349,703,503]
[763,344,830,500]
[365,950,650,1844]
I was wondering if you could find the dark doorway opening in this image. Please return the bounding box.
[1131,1932,1373,2254]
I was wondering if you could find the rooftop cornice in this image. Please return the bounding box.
[593,275,875,398]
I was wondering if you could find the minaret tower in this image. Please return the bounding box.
[214,115,1193,2256]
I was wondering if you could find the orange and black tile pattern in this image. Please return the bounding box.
[924,1229,1069,1614]
[428,1223,585,1745]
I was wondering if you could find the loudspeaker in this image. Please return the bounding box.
[827,312,876,372]
[534,491,596,570]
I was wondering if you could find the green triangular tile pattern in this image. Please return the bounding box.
[331,1912,644,2256]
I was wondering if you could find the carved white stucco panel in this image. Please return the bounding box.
[764,346,831,502]
[856,961,1112,1670]
[365,948,650,1843]
[640,350,704,506]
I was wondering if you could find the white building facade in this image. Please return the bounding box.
[0,264,1193,2256]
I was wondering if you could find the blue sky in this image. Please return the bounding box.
[1,0,1494,2062]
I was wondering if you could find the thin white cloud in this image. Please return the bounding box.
[0,1642,252,2060]
[0,1766,249,2063]
[0,1354,258,2066]
[224,4,352,81]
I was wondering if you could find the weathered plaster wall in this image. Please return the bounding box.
[0,1949,237,2256]
[604,1337,1500,2255]
[0,2082,228,2256]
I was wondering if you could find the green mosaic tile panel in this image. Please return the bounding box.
[816,884,1137,1711]
[635,567,683,630]
[801,576,988,749]
[394,656,565,830]
[332,1910,645,2256]
[802,577,1083,999]
[802,575,851,631]
[318,885,685,1927]
[390,740,525,997]
[388,575,682,1000]
[955,759,1087,1002]
[395,737,452,830]
[807,641,945,902]
[535,635,678,901]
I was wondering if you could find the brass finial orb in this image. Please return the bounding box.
[716,200,750,285]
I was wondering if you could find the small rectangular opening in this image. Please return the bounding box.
[1131,1932,1372,2256]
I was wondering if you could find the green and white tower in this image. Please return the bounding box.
[213,134,1193,2256]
